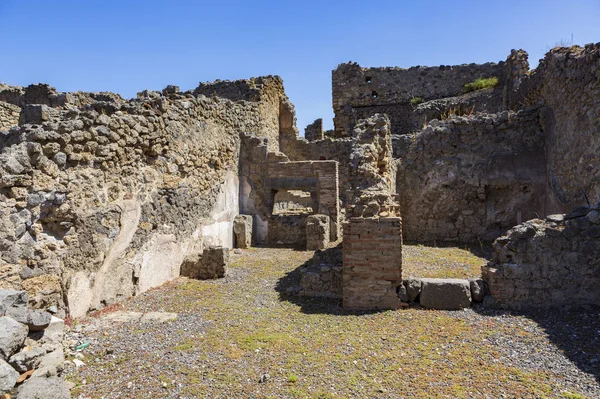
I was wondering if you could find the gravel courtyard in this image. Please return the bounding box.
[66,247,600,399]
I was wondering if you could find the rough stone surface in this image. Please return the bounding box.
[199,246,229,280]
[419,278,472,310]
[0,316,28,360]
[469,278,487,302]
[233,214,252,249]
[0,76,287,318]
[31,348,64,378]
[332,61,504,137]
[306,214,330,250]
[8,309,52,332]
[403,278,423,302]
[482,204,600,309]
[0,289,28,316]
[17,376,71,399]
[8,346,47,373]
[0,358,19,393]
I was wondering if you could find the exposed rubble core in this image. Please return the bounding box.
[483,204,600,309]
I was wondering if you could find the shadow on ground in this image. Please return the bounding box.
[473,304,600,383]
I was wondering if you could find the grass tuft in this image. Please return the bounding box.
[463,76,499,92]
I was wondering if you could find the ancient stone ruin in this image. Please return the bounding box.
[1,42,600,396]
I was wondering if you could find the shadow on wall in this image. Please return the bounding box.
[471,305,600,385]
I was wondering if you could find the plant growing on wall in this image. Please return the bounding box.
[463,76,499,93]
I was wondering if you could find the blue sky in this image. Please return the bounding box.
[0,1,598,132]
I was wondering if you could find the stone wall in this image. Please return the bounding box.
[0,102,20,131]
[0,78,284,318]
[332,61,504,137]
[396,108,546,242]
[482,204,600,309]
[194,76,286,152]
[516,44,600,212]
[304,118,323,141]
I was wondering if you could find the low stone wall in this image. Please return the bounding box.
[482,204,600,309]
[233,215,252,248]
[298,245,342,298]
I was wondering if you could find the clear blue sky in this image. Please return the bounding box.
[1,1,598,132]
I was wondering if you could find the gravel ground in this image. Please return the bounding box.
[65,247,600,399]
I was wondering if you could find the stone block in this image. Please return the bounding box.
[17,376,71,399]
[233,214,253,249]
[419,278,472,310]
[306,214,330,250]
[469,278,487,302]
[403,278,422,302]
[0,316,28,361]
[0,358,19,394]
[185,246,229,280]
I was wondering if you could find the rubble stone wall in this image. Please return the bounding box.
[396,109,546,242]
[516,44,600,212]
[482,205,600,309]
[332,61,504,137]
[0,79,284,318]
[0,102,20,131]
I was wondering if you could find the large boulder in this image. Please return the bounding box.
[0,316,28,360]
[31,348,64,378]
[17,376,71,399]
[0,358,19,394]
[419,278,472,310]
[403,278,423,302]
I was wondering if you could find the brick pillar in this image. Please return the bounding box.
[342,217,403,310]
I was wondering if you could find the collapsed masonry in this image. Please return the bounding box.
[0,43,599,328]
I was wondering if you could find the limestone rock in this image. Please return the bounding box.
[8,309,51,332]
[17,376,71,399]
[0,289,28,316]
[8,346,47,373]
[31,348,64,378]
[419,278,472,310]
[0,358,19,394]
[0,316,28,360]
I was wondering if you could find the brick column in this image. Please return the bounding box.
[342,216,403,310]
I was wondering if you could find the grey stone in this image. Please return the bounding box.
[403,278,422,302]
[419,278,472,310]
[53,152,67,166]
[482,295,503,310]
[0,358,19,394]
[0,316,28,360]
[8,346,47,373]
[17,376,71,399]
[8,309,52,332]
[0,289,28,317]
[397,285,409,302]
[546,214,564,223]
[31,348,64,378]
[469,278,486,302]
